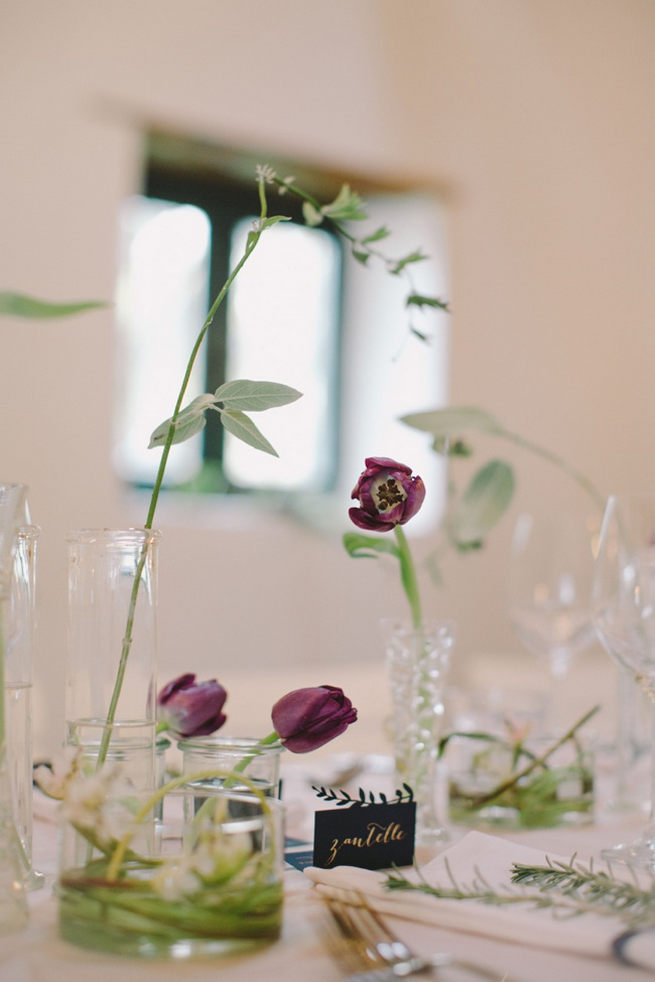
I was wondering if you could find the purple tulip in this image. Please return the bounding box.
[349,456,425,532]
[157,673,227,739]
[271,685,357,753]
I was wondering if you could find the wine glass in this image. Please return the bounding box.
[593,493,655,869]
[508,512,599,725]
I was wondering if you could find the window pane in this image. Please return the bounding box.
[113,196,211,485]
[223,219,341,491]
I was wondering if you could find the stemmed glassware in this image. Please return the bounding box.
[508,511,599,724]
[593,493,655,869]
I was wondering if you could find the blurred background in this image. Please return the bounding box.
[1,0,654,757]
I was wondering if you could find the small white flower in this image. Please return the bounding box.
[151,858,200,902]
[33,746,81,799]
[59,765,137,846]
[278,175,295,196]
[255,163,276,184]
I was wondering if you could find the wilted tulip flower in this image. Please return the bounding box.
[271,685,357,753]
[349,457,425,532]
[157,673,227,739]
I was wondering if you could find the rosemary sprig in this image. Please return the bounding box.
[385,854,655,928]
[511,857,655,925]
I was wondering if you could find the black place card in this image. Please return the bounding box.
[312,798,416,870]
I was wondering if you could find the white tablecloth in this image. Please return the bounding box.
[2,762,655,982]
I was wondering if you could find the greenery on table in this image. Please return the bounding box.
[386,852,655,929]
[439,706,598,829]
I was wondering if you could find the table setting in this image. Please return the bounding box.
[3,167,655,982]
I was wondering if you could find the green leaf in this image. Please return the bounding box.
[321,184,368,222]
[351,248,370,265]
[400,405,504,440]
[449,460,515,548]
[219,409,278,456]
[361,225,390,244]
[342,532,400,560]
[390,250,428,275]
[214,379,302,411]
[258,215,292,231]
[406,293,449,311]
[433,436,473,457]
[0,291,106,318]
[302,201,323,227]
[148,394,216,449]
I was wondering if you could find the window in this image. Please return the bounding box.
[114,136,449,531]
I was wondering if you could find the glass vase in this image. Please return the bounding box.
[65,528,160,790]
[179,736,283,799]
[6,525,43,889]
[385,619,455,846]
[57,778,283,957]
[0,483,29,931]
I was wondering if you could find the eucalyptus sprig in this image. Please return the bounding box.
[386,853,655,929]
[270,172,449,343]
[401,405,605,564]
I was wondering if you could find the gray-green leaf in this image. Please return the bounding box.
[342,532,400,560]
[406,293,449,312]
[214,379,302,411]
[148,394,216,449]
[449,460,515,549]
[219,409,278,456]
[390,251,428,275]
[401,405,504,440]
[257,215,292,231]
[303,201,323,227]
[0,292,106,318]
[361,225,390,244]
[321,184,368,222]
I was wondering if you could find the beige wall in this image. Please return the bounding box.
[2,0,653,754]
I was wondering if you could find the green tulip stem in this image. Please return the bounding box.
[394,525,423,631]
[95,177,275,772]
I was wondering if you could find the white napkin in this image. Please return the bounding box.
[304,830,631,960]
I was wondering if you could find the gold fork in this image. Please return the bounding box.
[322,891,515,981]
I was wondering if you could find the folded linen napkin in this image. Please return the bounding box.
[304,830,636,961]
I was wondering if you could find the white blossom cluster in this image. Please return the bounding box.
[151,815,253,902]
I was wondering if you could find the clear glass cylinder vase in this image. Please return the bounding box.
[6,525,42,889]
[65,528,160,790]
[385,619,455,846]
[0,483,29,930]
[57,780,283,957]
[179,736,283,799]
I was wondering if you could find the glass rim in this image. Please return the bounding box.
[66,527,162,544]
[381,617,456,636]
[178,735,283,752]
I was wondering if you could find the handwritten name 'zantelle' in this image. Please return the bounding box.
[327,822,405,865]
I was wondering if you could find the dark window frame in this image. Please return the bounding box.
[143,160,344,495]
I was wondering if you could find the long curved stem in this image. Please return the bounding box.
[500,428,605,509]
[96,181,272,770]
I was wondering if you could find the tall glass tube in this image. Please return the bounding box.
[65,528,160,791]
[0,483,29,931]
[6,525,42,889]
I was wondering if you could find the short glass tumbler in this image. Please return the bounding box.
[57,782,284,958]
[179,736,283,799]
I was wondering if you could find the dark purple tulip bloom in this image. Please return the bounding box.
[271,685,357,753]
[349,456,425,532]
[157,673,227,739]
